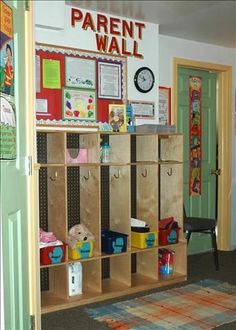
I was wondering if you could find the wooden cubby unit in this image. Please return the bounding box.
[36,127,186,313]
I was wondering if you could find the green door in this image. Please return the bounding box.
[177,67,217,254]
[1,1,33,329]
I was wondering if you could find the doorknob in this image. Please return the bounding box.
[210,169,221,176]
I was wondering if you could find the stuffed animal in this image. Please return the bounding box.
[67,224,94,249]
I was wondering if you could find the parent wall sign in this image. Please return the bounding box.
[71,8,145,58]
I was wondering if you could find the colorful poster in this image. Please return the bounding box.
[0,1,14,96]
[62,88,96,121]
[189,76,202,195]
[109,104,126,132]
[0,96,16,160]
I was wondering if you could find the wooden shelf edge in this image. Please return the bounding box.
[41,274,187,314]
[40,242,187,269]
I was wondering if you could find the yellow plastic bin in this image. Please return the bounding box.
[68,240,94,260]
[131,231,158,249]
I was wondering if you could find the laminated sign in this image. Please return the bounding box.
[0,1,14,96]
[0,96,16,160]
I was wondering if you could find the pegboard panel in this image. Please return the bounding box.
[67,167,80,229]
[131,165,137,219]
[67,133,80,148]
[40,268,49,291]
[131,135,136,163]
[102,258,110,279]
[131,253,137,273]
[101,166,110,231]
[131,135,137,218]
[39,168,48,231]
[37,133,47,163]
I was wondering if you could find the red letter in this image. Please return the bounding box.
[97,14,108,33]
[110,17,121,36]
[121,39,131,56]
[96,34,108,52]
[71,8,83,27]
[133,40,143,59]
[122,20,133,38]
[82,12,96,31]
[135,22,145,39]
[108,37,120,55]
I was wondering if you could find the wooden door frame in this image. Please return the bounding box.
[172,57,232,251]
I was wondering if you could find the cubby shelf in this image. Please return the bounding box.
[37,127,186,314]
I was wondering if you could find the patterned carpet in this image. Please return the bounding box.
[86,279,236,330]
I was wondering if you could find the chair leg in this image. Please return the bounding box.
[186,231,191,244]
[211,229,219,271]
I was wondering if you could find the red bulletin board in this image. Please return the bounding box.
[36,45,127,123]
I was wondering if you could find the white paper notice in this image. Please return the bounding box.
[98,62,121,99]
[36,99,48,114]
[35,55,41,93]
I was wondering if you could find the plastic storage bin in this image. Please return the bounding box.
[68,240,94,260]
[159,217,180,245]
[159,228,180,245]
[40,243,67,265]
[131,230,158,249]
[101,230,128,254]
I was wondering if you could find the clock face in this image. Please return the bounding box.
[134,67,155,93]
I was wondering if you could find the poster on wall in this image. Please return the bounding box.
[0,96,16,160]
[98,61,122,99]
[189,76,202,196]
[129,101,155,119]
[65,56,96,89]
[109,104,126,132]
[42,58,61,89]
[0,1,14,96]
[62,88,96,121]
[159,86,171,125]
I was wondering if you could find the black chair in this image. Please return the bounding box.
[183,206,219,270]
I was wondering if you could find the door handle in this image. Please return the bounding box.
[210,169,221,176]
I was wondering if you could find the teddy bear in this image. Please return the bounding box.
[67,224,94,249]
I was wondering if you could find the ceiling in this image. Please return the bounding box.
[66,0,236,49]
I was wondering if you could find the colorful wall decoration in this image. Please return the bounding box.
[35,44,127,123]
[0,1,14,96]
[189,76,202,196]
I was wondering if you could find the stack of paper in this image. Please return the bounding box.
[131,218,146,227]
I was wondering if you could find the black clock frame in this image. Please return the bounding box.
[134,67,155,93]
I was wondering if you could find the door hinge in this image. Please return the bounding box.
[26,156,32,176]
[30,315,35,330]
[24,0,30,11]
[210,169,221,176]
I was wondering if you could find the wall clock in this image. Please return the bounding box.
[134,67,155,93]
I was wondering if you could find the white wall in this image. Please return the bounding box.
[35,2,159,124]
[159,35,236,247]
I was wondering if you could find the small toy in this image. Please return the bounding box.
[67,224,94,249]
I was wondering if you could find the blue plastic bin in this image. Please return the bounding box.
[101,230,128,254]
